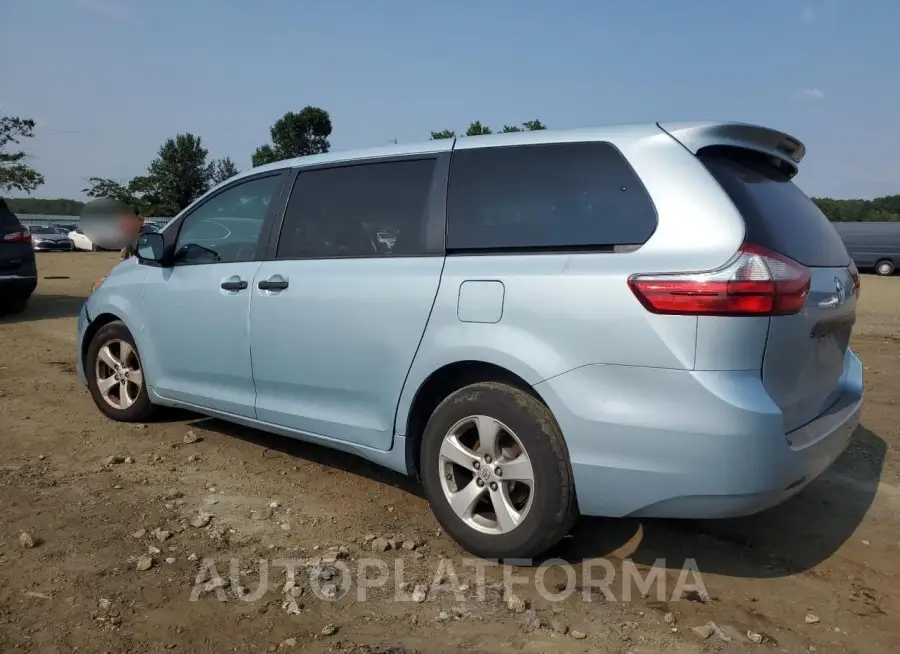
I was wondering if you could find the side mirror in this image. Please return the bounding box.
[136,232,167,264]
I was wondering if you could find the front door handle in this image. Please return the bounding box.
[221,279,248,291]
[258,277,289,291]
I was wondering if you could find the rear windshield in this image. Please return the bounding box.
[700,148,849,268]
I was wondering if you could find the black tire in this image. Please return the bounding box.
[85,320,155,422]
[420,382,578,560]
[0,295,29,315]
[875,260,895,276]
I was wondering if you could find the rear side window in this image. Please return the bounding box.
[277,158,436,259]
[446,142,657,251]
[700,148,849,268]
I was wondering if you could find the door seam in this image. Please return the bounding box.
[391,256,448,446]
[246,261,264,420]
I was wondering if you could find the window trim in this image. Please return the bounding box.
[265,152,450,262]
[152,169,291,268]
[444,140,658,256]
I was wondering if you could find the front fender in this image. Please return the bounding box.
[83,262,152,377]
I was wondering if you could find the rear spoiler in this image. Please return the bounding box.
[657,121,806,178]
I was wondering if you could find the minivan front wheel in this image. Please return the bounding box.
[86,321,155,422]
[420,382,577,559]
[875,260,895,276]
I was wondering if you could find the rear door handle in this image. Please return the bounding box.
[258,278,289,291]
[220,279,248,291]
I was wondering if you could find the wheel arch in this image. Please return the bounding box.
[81,299,146,379]
[81,312,125,370]
[401,359,550,479]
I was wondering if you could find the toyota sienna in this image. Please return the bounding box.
[76,121,863,558]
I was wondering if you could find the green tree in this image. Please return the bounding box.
[252,106,332,167]
[465,121,492,136]
[5,197,84,215]
[146,133,213,215]
[126,174,166,216]
[434,119,546,138]
[251,144,278,167]
[84,134,237,217]
[500,119,547,133]
[82,176,158,216]
[84,134,213,217]
[83,177,135,204]
[211,156,240,185]
[813,195,900,222]
[0,114,45,193]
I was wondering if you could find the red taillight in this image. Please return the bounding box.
[628,243,811,316]
[849,260,861,298]
[3,229,32,244]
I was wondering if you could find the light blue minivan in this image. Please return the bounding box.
[77,121,863,558]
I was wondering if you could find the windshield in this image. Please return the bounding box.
[30,226,57,234]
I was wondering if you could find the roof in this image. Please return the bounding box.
[233,122,670,183]
[226,120,805,186]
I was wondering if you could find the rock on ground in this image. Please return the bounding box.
[183,430,202,444]
[191,512,213,528]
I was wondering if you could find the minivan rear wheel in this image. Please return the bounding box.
[86,321,155,422]
[875,260,895,276]
[420,382,577,559]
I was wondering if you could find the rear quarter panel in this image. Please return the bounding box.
[395,126,748,436]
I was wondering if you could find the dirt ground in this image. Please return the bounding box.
[2,252,899,653]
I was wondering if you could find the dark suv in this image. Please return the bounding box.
[0,198,37,314]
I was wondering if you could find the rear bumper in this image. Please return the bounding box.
[0,274,38,298]
[535,349,863,518]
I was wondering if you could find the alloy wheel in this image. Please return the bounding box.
[438,415,535,535]
[95,339,143,410]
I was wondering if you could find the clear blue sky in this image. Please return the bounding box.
[3,0,898,200]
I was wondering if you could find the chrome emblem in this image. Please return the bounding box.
[834,277,846,305]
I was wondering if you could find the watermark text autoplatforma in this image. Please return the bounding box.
[189,555,709,609]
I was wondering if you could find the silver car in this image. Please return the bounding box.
[77,121,862,558]
[29,225,74,251]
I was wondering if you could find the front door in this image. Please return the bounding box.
[249,156,446,450]
[141,172,286,418]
